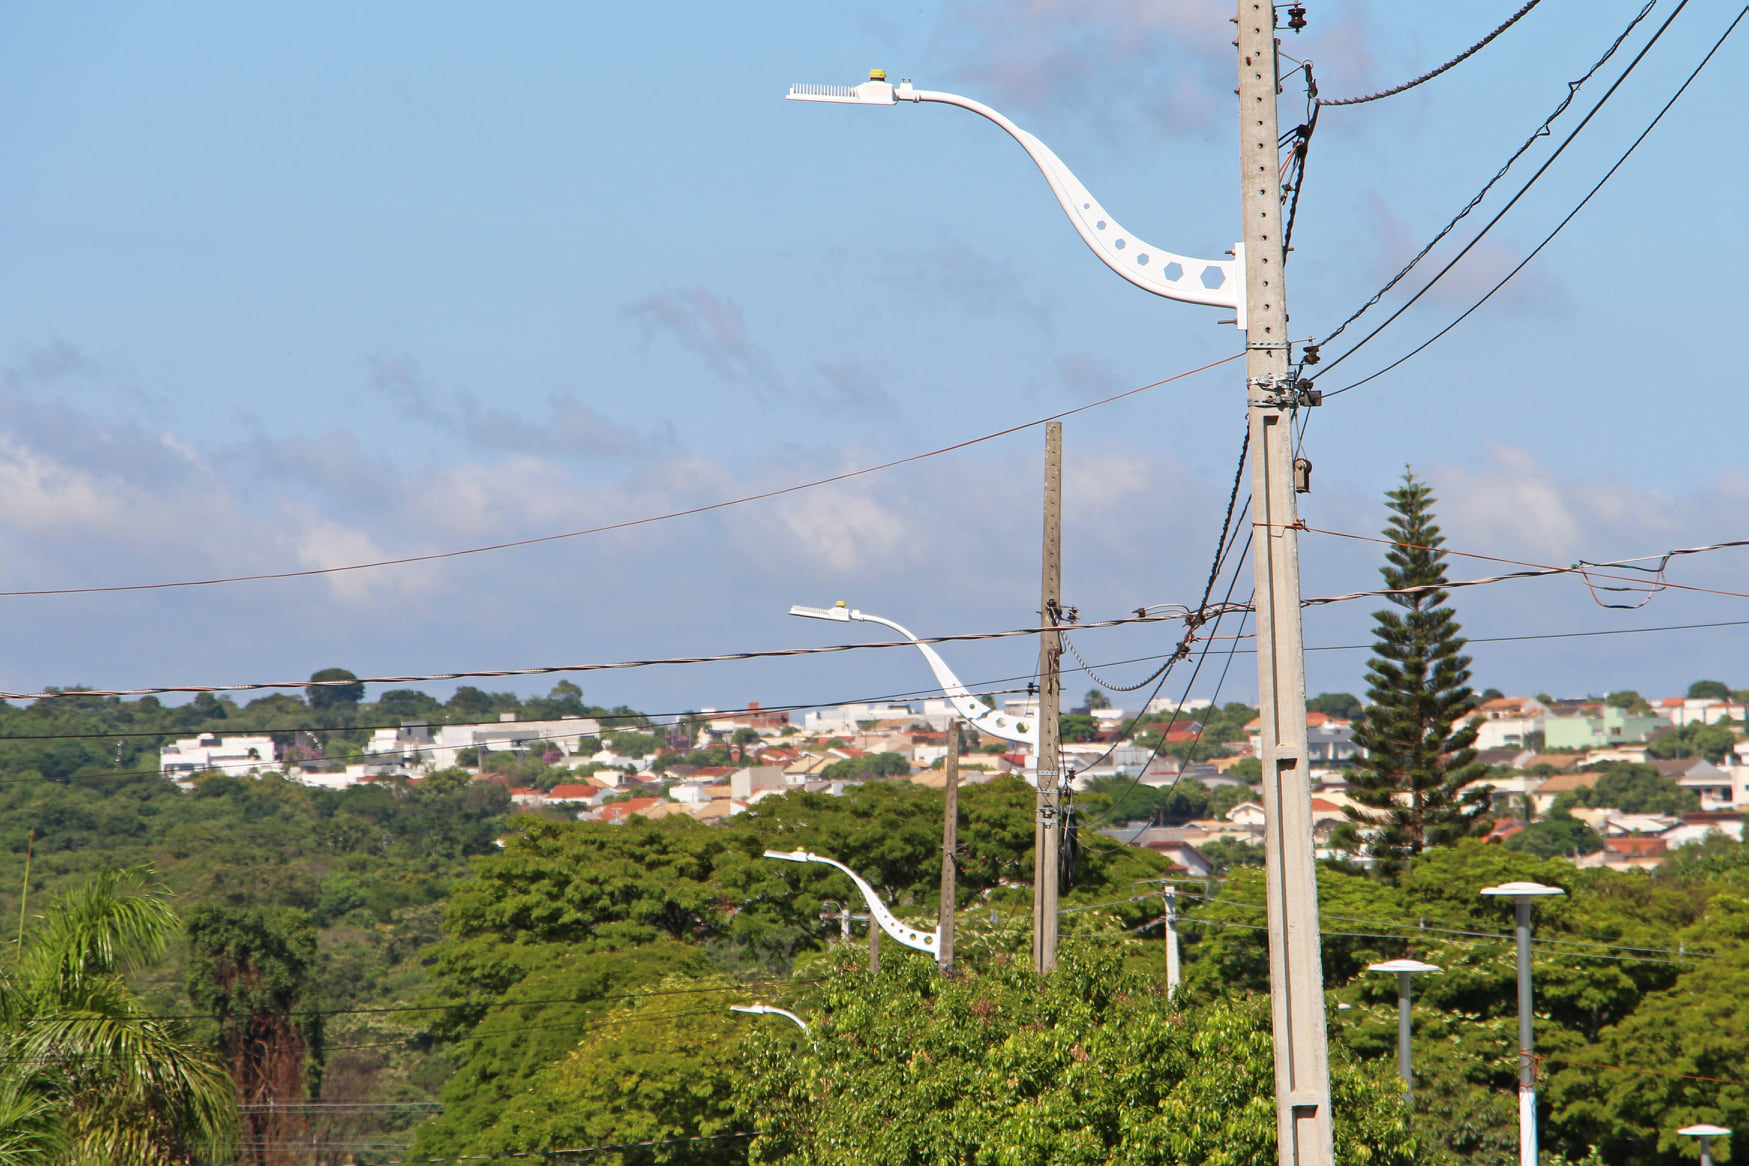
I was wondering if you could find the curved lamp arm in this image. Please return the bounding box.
[787,76,1245,326]
[764,849,939,955]
[730,1003,809,1032]
[790,603,1037,746]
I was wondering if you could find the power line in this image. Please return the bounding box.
[1296,524,1749,603]
[1316,0,1548,107]
[0,355,1241,601]
[12,528,1749,705]
[1311,0,1681,375]
[1322,2,1747,397]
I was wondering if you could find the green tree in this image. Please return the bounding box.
[1581,764,1698,815]
[1504,809,1604,858]
[1606,690,1647,711]
[1059,713,1097,743]
[185,905,325,1164]
[1308,692,1363,720]
[0,868,234,1164]
[1688,680,1731,701]
[735,944,1417,1166]
[305,667,364,711]
[818,752,909,781]
[1647,722,1738,765]
[1084,689,1111,710]
[1347,470,1491,872]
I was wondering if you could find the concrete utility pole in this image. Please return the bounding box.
[939,724,960,973]
[1236,6,1332,1165]
[1163,884,1182,995]
[1032,421,1064,974]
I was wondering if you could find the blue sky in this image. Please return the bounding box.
[1,0,1744,717]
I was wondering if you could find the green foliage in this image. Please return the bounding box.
[609,731,664,757]
[1606,690,1647,711]
[186,904,326,1148]
[308,666,365,709]
[818,752,909,781]
[735,944,1416,1166]
[1647,722,1739,765]
[1688,680,1732,701]
[1226,757,1262,783]
[1348,469,1491,871]
[1060,713,1098,743]
[444,978,750,1166]
[1567,764,1700,815]
[1505,810,1605,858]
[0,868,234,1164]
[1084,689,1111,711]
[1308,692,1364,720]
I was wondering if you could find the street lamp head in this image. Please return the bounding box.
[1480,881,1565,899]
[789,602,853,622]
[1681,1125,1732,1137]
[763,849,815,863]
[788,77,898,106]
[1367,959,1441,974]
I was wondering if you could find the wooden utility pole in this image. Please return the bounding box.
[868,917,879,974]
[1236,4,1333,1165]
[1032,421,1063,974]
[938,724,960,973]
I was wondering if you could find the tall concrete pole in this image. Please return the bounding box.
[1164,884,1182,996]
[939,725,960,973]
[1236,6,1331,1165]
[1032,422,1063,974]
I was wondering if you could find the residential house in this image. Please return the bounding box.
[1662,812,1745,847]
[1658,696,1749,727]
[728,767,787,800]
[544,783,599,806]
[159,734,279,782]
[702,701,792,737]
[1653,758,1736,810]
[1544,706,1665,750]
[1530,771,1603,816]
[596,797,667,823]
[1577,836,1668,870]
[802,703,916,735]
[367,714,603,773]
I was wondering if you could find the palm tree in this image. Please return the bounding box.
[0,867,236,1164]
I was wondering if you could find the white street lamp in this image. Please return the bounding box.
[729,1003,809,1032]
[1481,881,1566,1166]
[764,849,939,955]
[786,74,1246,324]
[789,602,1037,749]
[1680,1123,1731,1166]
[1365,959,1440,1112]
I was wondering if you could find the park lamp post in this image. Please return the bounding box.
[729,1003,809,1032]
[1364,959,1440,1114]
[1481,881,1565,1166]
[763,849,940,956]
[1680,1124,1731,1166]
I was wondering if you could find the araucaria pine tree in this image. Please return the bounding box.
[1346,469,1490,872]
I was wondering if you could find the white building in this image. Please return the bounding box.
[159,735,279,783]
[802,703,916,735]
[367,714,602,772]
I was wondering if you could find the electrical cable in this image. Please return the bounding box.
[1311,0,1677,374]
[1320,2,1747,397]
[7,529,1748,705]
[1316,0,1549,107]
[0,354,1242,601]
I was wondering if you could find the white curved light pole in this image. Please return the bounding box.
[1365,959,1440,1113]
[764,848,939,955]
[786,76,1245,325]
[1681,1124,1731,1166]
[790,600,1038,751]
[730,1003,809,1032]
[1482,881,1565,1166]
